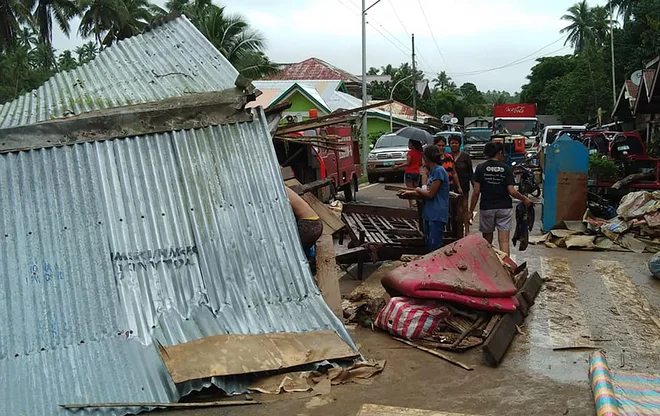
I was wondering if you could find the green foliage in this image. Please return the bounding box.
[589,154,619,181]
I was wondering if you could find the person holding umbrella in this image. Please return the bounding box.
[394,139,424,209]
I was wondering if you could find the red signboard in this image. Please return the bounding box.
[493,103,537,118]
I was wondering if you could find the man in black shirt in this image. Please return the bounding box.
[470,142,532,256]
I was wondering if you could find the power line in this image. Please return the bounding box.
[334,0,410,59]
[449,45,571,77]
[416,0,447,67]
[385,0,435,73]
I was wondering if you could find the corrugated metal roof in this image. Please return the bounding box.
[0,110,355,415]
[0,15,239,129]
[0,15,355,415]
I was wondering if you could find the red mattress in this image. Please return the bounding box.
[381,235,519,313]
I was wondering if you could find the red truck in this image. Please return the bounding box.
[585,131,660,201]
[492,103,540,149]
[277,121,362,202]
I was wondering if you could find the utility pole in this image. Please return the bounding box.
[610,6,617,108]
[361,0,368,174]
[412,34,417,121]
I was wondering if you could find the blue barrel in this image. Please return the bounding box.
[542,134,589,232]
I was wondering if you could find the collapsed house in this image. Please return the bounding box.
[0,15,356,415]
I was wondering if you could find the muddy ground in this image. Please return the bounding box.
[165,183,660,416]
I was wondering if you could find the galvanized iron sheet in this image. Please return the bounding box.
[0,109,355,415]
[0,15,239,129]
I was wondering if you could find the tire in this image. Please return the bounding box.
[343,178,356,202]
[368,174,378,184]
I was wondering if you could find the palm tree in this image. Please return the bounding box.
[590,5,613,46]
[165,0,212,21]
[101,0,152,46]
[193,6,278,79]
[23,0,80,45]
[30,40,57,69]
[0,0,31,51]
[608,0,635,21]
[16,26,39,48]
[74,40,98,63]
[78,0,125,46]
[432,71,457,92]
[561,0,594,54]
[58,49,77,70]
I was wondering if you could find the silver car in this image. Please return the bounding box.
[367,134,413,183]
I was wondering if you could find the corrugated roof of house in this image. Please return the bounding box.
[265,58,360,82]
[0,15,239,128]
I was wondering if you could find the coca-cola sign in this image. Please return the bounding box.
[504,106,526,114]
[493,103,536,118]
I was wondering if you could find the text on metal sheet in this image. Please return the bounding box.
[111,246,198,275]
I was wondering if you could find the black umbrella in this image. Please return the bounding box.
[395,127,434,146]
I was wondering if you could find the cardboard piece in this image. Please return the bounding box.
[158,331,359,383]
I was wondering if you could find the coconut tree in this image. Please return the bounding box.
[607,0,636,21]
[74,40,98,63]
[58,49,77,70]
[432,71,457,92]
[0,0,31,51]
[590,5,613,46]
[30,40,57,69]
[23,0,80,45]
[101,0,152,46]
[561,0,595,54]
[78,0,125,46]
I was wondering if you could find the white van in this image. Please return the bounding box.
[538,125,587,170]
[540,125,587,149]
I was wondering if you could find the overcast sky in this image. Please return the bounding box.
[52,0,609,93]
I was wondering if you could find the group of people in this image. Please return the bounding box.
[398,135,533,256]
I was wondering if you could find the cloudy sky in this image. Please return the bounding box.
[52,0,609,93]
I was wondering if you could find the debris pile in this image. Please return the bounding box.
[344,235,543,367]
[532,191,660,253]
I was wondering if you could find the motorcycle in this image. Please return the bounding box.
[512,160,541,197]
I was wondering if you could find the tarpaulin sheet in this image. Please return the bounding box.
[589,351,660,416]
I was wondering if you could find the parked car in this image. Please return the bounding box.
[538,125,587,169]
[367,134,414,183]
[463,128,491,158]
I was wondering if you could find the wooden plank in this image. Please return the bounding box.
[366,215,393,244]
[342,203,419,220]
[541,257,596,350]
[315,232,342,316]
[158,331,359,383]
[61,401,259,409]
[276,100,393,134]
[482,314,517,366]
[301,193,345,234]
[288,178,334,195]
[357,404,477,416]
[280,166,295,181]
[0,90,252,153]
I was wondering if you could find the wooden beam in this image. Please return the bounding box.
[276,116,356,135]
[301,193,345,234]
[0,89,252,153]
[60,400,259,409]
[315,232,342,316]
[342,203,419,220]
[276,100,394,134]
